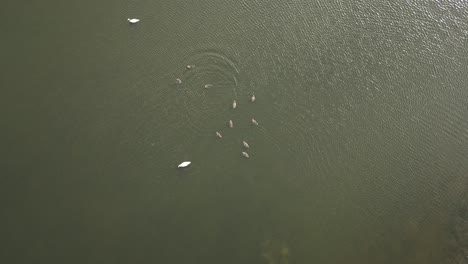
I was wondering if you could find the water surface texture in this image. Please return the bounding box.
[3,0,468,263]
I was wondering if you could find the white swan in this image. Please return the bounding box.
[216,132,223,138]
[243,141,250,148]
[127,18,140,24]
[229,120,233,128]
[251,94,256,102]
[178,161,191,168]
[233,100,237,109]
[251,118,258,125]
[242,152,250,158]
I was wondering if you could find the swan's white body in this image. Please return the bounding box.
[242,152,250,158]
[229,120,233,128]
[251,119,258,125]
[178,161,191,168]
[232,100,237,109]
[127,18,140,24]
[251,95,255,102]
[216,132,222,138]
[243,141,250,148]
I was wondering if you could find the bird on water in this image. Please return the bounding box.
[232,100,237,109]
[178,161,191,168]
[242,152,250,158]
[216,132,222,138]
[251,94,256,103]
[127,18,140,24]
[229,120,233,128]
[243,141,250,148]
[251,119,258,125]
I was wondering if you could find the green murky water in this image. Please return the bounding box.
[3,1,468,263]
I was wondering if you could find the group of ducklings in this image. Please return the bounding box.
[177,64,258,158]
[215,95,257,158]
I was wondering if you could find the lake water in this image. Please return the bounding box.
[3,0,468,263]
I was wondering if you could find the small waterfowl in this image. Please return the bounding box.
[178,161,191,168]
[175,78,182,84]
[232,100,237,109]
[229,120,233,128]
[243,141,250,148]
[204,84,213,89]
[251,118,258,125]
[251,94,256,102]
[186,65,195,70]
[242,152,250,158]
[127,18,140,24]
[216,132,222,138]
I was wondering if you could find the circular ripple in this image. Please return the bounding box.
[182,50,240,96]
[172,50,242,137]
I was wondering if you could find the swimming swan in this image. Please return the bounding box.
[178,161,191,168]
[127,18,140,24]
